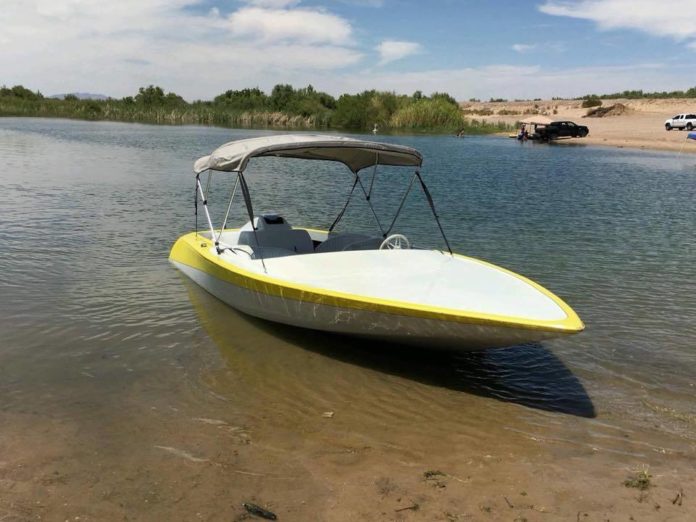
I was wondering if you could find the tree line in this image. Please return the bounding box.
[0,84,508,134]
[579,86,696,100]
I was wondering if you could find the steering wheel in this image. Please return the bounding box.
[379,234,410,250]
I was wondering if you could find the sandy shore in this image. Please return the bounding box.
[2,287,695,521]
[2,405,694,521]
[464,98,696,154]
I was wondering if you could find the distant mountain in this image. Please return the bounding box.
[49,92,110,100]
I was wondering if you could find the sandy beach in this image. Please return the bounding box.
[2,292,695,522]
[464,98,696,154]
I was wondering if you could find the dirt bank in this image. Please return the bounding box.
[463,98,696,153]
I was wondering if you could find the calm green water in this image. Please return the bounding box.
[1,117,695,475]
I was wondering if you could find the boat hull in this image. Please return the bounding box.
[173,260,566,350]
[170,233,583,350]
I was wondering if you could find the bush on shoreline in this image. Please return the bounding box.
[579,86,696,100]
[0,84,509,135]
[581,96,603,108]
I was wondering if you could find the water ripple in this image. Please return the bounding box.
[1,119,695,455]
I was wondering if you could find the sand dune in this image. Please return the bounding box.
[463,98,696,153]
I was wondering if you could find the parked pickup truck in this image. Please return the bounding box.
[533,121,589,141]
[664,113,696,131]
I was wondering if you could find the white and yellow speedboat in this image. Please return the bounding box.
[170,135,583,350]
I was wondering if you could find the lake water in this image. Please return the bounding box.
[1,117,694,520]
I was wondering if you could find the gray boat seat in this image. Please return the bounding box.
[238,229,314,255]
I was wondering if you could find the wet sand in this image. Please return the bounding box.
[2,285,694,521]
[3,410,694,521]
[468,98,696,154]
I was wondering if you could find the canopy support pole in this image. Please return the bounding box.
[366,153,378,201]
[354,172,386,236]
[329,174,360,233]
[415,170,453,255]
[196,173,217,242]
[237,171,267,273]
[203,168,212,200]
[215,175,240,253]
[194,174,199,237]
[385,172,417,237]
[329,166,385,236]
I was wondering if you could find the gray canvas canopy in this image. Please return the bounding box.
[191,133,451,257]
[193,134,423,174]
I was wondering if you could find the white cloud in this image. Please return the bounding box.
[339,0,385,5]
[3,0,694,102]
[0,0,362,99]
[540,0,696,48]
[304,62,696,100]
[245,0,300,7]
[376,40,422,65]
[229,7,352,44]
[512,43,536,53]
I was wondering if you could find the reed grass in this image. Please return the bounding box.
[0,84,512,134]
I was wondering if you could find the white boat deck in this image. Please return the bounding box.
[219,248,568,322]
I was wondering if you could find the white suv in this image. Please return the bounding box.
[665,113,696,131]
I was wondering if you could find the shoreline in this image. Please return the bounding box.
[561,133,696,154]
[0,114,495,137]
[4,113,696,154]
[477,97,696,155]
[498,132,696,154]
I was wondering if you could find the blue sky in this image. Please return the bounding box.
[2,0,696,100]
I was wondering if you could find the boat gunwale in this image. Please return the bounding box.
[170,229,585,334]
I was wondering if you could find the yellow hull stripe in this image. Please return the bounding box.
[169,230,585,333]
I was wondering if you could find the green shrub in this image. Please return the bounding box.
[582,96,603,108]
[390,98,462,130]
[0,83,510,134]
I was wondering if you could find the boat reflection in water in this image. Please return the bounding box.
[182,276,595,419]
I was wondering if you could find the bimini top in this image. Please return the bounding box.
[193,134,423,174]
